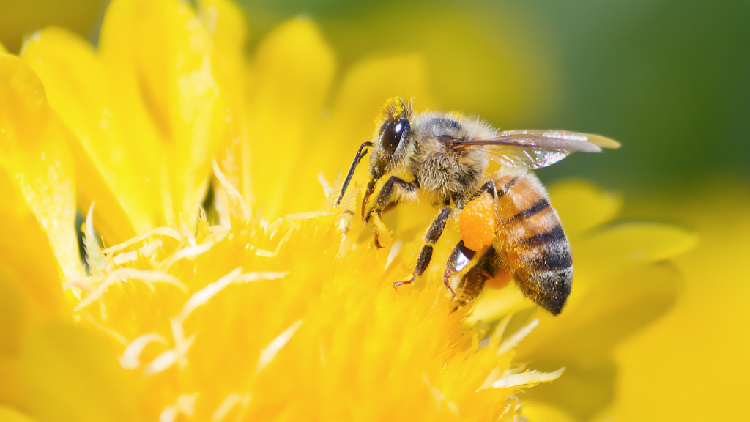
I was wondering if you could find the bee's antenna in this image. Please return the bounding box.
[336,141,374,206]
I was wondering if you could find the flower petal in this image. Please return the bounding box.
[21,28,161,244]
[520,360,617,421]
[0,272,33,409]
[518,264,682,364]
[521,400,577,422]
[0,54,80,290]
[198,0,248,52]
[548,180,622,237]
[20,320,141,422]
[0,272,34,355]
[468,287,530,324]
[573,222,698,284]
[100,0,227,231]
[511,264,682,420]
[612,186,750,421]
[0,173,67,318]
[0,405,36,422]
[198,0,255,214]
[245,17,336,218]
[0,357,24,410]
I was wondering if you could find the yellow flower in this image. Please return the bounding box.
[0,0,608,420]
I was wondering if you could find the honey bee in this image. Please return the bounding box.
[336,97,618,314]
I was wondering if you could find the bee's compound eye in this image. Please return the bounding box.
[380,118,410,155]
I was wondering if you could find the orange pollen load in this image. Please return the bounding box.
[459,193,496,252]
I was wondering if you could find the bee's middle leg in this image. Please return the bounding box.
[394,207,452,289]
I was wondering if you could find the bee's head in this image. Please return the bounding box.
[369,97,414,181]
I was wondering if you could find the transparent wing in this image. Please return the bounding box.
[456,130,620,169]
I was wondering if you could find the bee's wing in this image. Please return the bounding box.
[458,130,620,169]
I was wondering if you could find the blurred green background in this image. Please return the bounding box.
[3,0,747,197]
[239,0,750,197]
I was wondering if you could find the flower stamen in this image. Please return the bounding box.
[422,373,459,415]
[489,368,565,389]
[75,269,187,311]
[159,393,199,422]
[119,333,169,369]
[256,319,303,375]
[211,393,251,422]
[497,318,539,356]
[144,333,196,376]
[160,239,220,270]
[102,227,182,255]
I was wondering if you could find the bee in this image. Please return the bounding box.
[336,97,618,314]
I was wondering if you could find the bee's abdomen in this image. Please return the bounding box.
[513,230,572,315]
[494,174,573,315]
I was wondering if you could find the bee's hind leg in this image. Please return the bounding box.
[443,240,477,297]
[394,207,452,290]
[452,246,501,310]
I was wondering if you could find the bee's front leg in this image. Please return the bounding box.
[394,207,452,289]
[363,176,417,248]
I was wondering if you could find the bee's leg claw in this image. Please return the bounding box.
[374,233,383,249]
[363,208,373,224]
[393,274,415,291]
[444,281,457,299]
[450,299,470,313]
[371,213,390,249]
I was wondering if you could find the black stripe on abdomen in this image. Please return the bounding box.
[510,198,550,221]
[516,224,565,247]
[520,241,572,272]
[537,246,572,271]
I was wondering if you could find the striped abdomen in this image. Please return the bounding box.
[493,171,572,315]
